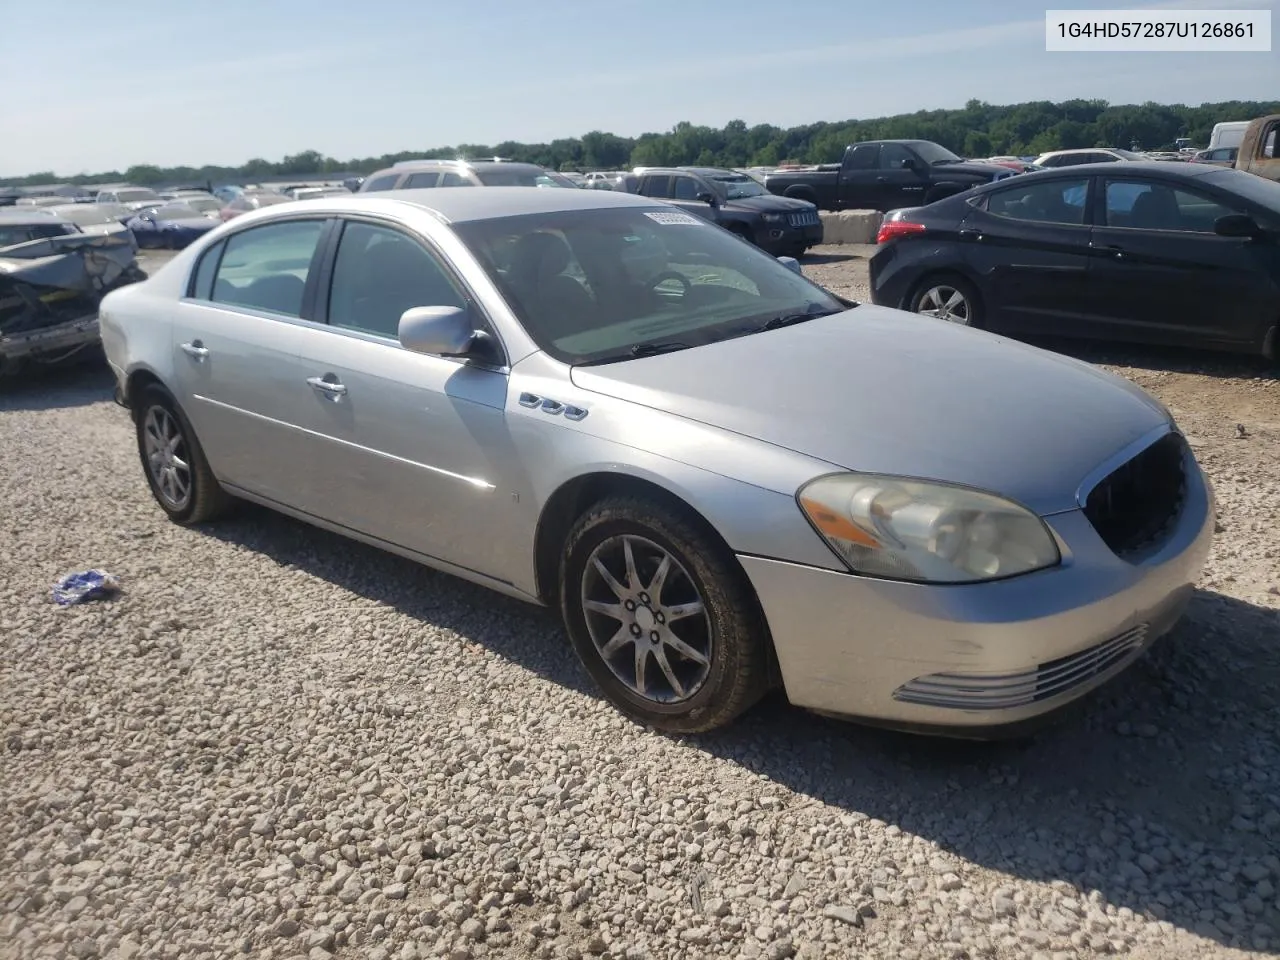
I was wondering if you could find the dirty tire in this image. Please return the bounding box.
[560,496,770,734]
[134,384,230,525]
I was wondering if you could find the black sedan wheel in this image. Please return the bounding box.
[560,496,770,733]
[909,274,982,327]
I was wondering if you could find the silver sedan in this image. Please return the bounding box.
[98,188,1214,735]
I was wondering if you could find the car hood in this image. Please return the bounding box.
[722,194,816,214]
[934,160,1014,179]
[569,307,1170,515]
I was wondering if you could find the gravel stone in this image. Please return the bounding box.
[0,271,1277,960]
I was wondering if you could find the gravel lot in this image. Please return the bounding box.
[2,247,1278,960]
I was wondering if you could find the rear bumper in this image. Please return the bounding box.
[0,314,100,362]
[740,459,1215,734]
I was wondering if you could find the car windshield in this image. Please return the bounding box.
[179,194,221,213]
[49,206,116,226]
[452,206,847,365]
[476,168,574,187]
[117,189,161,203]
[711,175,768,199]
[911,142,963,164]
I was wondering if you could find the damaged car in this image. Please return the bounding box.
[0,211,146,377]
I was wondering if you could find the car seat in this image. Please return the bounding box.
[504,232,595,341]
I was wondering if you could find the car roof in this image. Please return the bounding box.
[1011,160,1221,180]
[0,208,70,225]
[284,186,666,224]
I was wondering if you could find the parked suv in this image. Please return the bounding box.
[635,166,822,257]
[359,159,578,192]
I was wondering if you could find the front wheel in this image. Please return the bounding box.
[560,496,770,734]
[134,385,230,524]
[909,274,982,327]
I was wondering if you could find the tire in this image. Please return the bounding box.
[560,496,770,734]
[134,384,230,525]
[785,188,819,209]
[908,273,983,327]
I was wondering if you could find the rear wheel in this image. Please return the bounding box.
[134,385,230,524]
[909,273,982,327]
[560,496,770,734]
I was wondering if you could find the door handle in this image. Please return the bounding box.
[306,375,348,399]
[180,340,209,360]
[875,176,889,183]
[1100,244,1124,259]
[958,229,983,242]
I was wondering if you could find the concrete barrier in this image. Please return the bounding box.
[819,209,883,245]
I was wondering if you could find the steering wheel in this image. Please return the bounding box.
[647,271,692,296]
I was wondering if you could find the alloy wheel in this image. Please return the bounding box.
[917,284,971,324]
[142,405,192,510]
[580,534,713,703]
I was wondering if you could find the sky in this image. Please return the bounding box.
[1,0,1276,177]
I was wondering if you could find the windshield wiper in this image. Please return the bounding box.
[577,340,693,366]
[760,308,841,331]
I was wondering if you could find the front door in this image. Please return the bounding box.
[170,217,330,505]
[1086,176,1276,350]
[956,175,1095,334]
[289,218,518,578]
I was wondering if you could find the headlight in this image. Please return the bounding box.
[762,213,785,223]
[797,473,1060,583]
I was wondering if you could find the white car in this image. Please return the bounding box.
[1033,148,1146,169]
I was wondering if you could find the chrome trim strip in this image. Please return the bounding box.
[1073,422,1175,510]
[193,394,496,490]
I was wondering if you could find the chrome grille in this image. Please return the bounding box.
[893,624,1150,711]
[787,210,820,227]
[1084,432,1187,559]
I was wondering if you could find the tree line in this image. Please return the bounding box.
[5,98,1276,188]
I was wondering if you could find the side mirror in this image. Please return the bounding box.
[1213,213,1262,239]
[777,256,802,274]
[900,158,916,170]
[695,191,717,205]
[398,305,476,357]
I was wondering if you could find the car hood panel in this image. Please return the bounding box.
[723,194,817,214]
[569,307,1170,514]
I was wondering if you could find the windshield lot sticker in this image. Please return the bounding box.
[644,211,703,225]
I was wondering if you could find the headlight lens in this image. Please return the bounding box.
[797,473,1060,583]
[762,212,785,223]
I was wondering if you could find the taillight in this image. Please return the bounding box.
[876,220,927,244]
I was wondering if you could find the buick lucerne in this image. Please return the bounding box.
[99,188,1215,735]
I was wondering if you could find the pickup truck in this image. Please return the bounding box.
[763,140,1016,212]
[1234,114,1280,181]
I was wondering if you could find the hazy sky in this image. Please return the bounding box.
[2,0,1275,177]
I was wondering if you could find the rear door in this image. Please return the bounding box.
[956,174,1094,333]
[171,218,331,504]
[834,143,880,209]
[1086,176,1276,349]
[873,143,931,211]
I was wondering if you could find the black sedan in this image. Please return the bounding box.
[869,162,1280,360]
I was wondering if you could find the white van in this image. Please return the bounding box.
[1209,121,1251,151]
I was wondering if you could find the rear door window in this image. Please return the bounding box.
[639,175,672,198]
[985,178,1090,225]
[845,144,879,170]
[403,172,440,188]
[210,220,326,317]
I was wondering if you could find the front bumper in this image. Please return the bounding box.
[758,219,824,252]
[740,458,1215,733]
